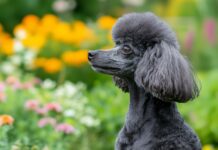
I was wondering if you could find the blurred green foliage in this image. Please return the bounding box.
[0,0,54,32]
[179,70,218,146]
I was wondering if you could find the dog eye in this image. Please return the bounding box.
[115,41,121,45]
[122,45,132,55]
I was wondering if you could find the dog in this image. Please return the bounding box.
[88,12,201,150]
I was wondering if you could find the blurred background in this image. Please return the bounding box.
[0,0,217,149]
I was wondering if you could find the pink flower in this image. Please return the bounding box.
[6,76,18,85]
[32,78,41,85]
[38,117,56,128]
[5,76,22,90]
[22,82,33,89]
[55,123,75,134]
[25,100,39,111]
[0,92,6,102]
[183,31,195,51]
[203,19,217,45]
[12,81,22,90]
[45,102,62,112]
[35,107,48,115]
[0,82,5,92]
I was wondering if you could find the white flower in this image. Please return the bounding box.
[64,109,75,117]
[9,55,22,66]
[52,0,76,13]
[15,29,27,40]
[23,50,36,62]
[64,81,77,97]
[1,62,16,75]
[122,0,144,7]
[13,40,24,53]
[80,116,100,127]
[23,50,36,69]
[55,87,65,98]
[54,81,80,98]
[42,79,56,89]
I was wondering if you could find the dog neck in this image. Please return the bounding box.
[124,78,182,134]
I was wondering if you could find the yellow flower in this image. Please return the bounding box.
[40,14,59,34]
[51,20,95,45]
[43,58,62,73]
[97,16,116,30]
[70,21,96,45]
[0,115,14,126]
[33,57,47,68]
[22,33,46,50]
[49,19,96,45]
[22,14,40,33]
[51,21,71,42]
[62,50,88,66]
[203,145,214,150]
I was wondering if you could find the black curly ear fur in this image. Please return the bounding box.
[113,76,129,92]
[135,41,199,102]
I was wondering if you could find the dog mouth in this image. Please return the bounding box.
[92,64,120,72]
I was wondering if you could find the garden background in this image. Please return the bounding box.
[0,0,218,149]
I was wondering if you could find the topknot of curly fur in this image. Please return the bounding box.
[112,12,179,49]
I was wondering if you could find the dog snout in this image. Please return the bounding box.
[88,51,95,61]
[88,51,98,61]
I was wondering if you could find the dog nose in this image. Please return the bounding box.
[88,51,96,61]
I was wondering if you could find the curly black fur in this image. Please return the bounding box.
[88,12,201,150]
[113,76,129,92]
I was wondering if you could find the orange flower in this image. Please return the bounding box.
[70,21,95,45]
[0,24,3,34]
[0,34,14,55]
[51,22,71,42]
[33,57,47,68]
[0,115,14,126]
[22,14,40,33]
[62,50,88,66]
[97,16,116,30]
[40,14,59,34]
[61,51,74,64]
[22,33,46,50]
[43,58,62,73]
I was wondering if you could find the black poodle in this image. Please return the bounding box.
[88,12,201,150]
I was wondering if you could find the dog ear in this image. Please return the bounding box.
[113,76,129,92]
[135,41,199,102]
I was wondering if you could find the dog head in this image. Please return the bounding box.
[89,12,199,102]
